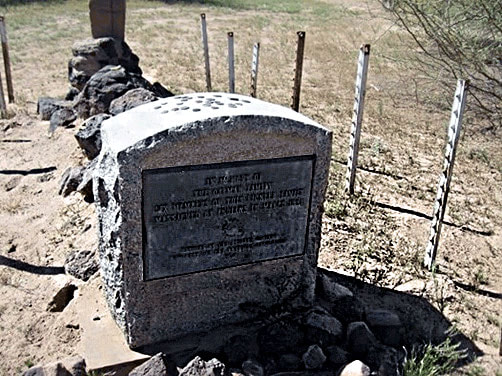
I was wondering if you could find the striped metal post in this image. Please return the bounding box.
[345,44,370,194]
[424,79,468,270]
[200,13,211,91]
[250,42,260,98]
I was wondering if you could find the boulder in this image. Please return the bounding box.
[301,345,326,370]
[178,356,226,376]
[49,107,77,132]
[68,37,141,90]
[75,113,110,160]
[109,88,159,115]
[65,250,99,281]
[129,353,168,376]
[74,65,173,118]
[37,97,70,121]
[23,356,85,376]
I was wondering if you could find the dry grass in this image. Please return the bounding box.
[0,0,501,374]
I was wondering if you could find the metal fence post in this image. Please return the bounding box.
[250,42,260,98]
[200,13,211,92]
[345,44,370,194]
[227,32,235,93]
[424,79,468,270]
[291,31,305,112]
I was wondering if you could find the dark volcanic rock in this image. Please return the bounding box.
[109,88,158,115]
[74,65,173,118]
[178,356,226,376]
[37,97,70,121]
[75,113,110,160]
[129,353,168,376]
[59,167,85,197]
[346,322,378,356]
[68,37,142,90]
[302,345,326,370]
[49,107,77,132]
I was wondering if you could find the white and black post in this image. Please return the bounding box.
[227,32,235,93]
[250,42,260,98]
[345,44,370,195]
[200,13,211,91]
[424,79,468,270]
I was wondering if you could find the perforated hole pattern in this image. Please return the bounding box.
[153,94,251,114]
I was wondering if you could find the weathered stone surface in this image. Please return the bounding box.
[304,307,343,343]
[65,250,99,281]
[69,38,140,90]
[94,93,332,347]
[338,360,370,376]
[49,107,77,132]
[109,88,158,115]
[37,97,70,121]
[128,353,168,376]
[74,65,173,118]
[365,309,402,347]
[178,356,226,376]
[65,87,80,101]
[241,359,264,376]
[47,283,78,312]
[59,167,85,197]
[302,345,326,370]
[89,0,126,40]
[76,159,97,203]
[75,113,110,160]
[346,322,378,356]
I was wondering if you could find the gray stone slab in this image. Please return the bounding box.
[94,93,332,348]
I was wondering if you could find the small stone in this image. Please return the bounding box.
[7,243,17,253]
[129,353,168,376]
[338,360,370,376]
[49,108,77,133]
[65,250,99,281]
[47,283,78,312]
[59,167,85,197]
[277,354,301,372]
[75,114,110,160]
[302,344,326,370]
[241,359,264,376]
[179,356,226,376]
[325,345,349,365]
[5,176,21,192]
[37,97,70,121]
[346,322,378,356]
[365,309,402,347]
[305,307,343,343]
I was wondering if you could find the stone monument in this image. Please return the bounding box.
[94,93,332,348]
[89,0,126,40]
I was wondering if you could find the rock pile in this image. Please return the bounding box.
[24,272,408,376]
[40,37,174,202]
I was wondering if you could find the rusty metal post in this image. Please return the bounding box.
[345,44,370,195]
[0,70,6,114]
[200,13,211,92]
[291,31,305,112]
[424,79,468,270]
[227,32,235,93]
[250,42,260,98]
[0,16,14,103]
